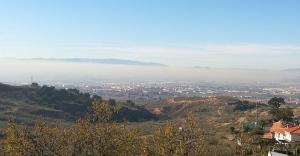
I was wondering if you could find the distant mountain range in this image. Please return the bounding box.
[16,58,167,67]
[282,68,300,72]
[193,66,212,69]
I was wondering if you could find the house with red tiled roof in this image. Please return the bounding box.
[262,121,300,142]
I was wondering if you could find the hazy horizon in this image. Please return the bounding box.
[1,59,300,85]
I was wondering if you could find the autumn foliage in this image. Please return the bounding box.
[0,100,208,156]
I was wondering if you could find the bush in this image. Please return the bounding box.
[0,101,209,156]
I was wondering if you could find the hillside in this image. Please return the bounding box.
[0,83,157,126]
[1,84,298,155]
[148,96,270,121]
[144,96,273,142]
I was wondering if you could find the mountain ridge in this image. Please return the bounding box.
[282,68,300,72]
[9,58,167,67]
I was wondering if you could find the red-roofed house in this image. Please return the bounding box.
[263,121,300,142]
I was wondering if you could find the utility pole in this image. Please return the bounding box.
[256,102,258,126]
[255,98,259,127]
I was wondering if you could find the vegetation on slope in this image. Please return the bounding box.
[0,83,157,125]
[1,83,299,155]
[0,100,210,156]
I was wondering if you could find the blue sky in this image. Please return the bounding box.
[1,0,300,69]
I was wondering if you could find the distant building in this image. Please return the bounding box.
[268,151,288,156]
[262,121,300,142]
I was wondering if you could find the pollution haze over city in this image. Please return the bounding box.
[1,1,300,155]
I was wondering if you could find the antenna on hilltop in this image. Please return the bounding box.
[30,75,34,84]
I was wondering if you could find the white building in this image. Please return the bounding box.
[263,121,300,142]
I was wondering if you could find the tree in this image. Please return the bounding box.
[87,99,119,123]
[230,127,236,134]
[145,113,208,156]
[1,101,212,156]
[0,100,142,156]
[270,108,294,122]
[268,97,285,108]
[31,82,39,88]
[235,131,265,155]
[268,97,293,122]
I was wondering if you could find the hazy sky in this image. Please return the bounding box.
[0,60,294,84]
[1,0,300,69]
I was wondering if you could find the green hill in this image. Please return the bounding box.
[0,83,157,126]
